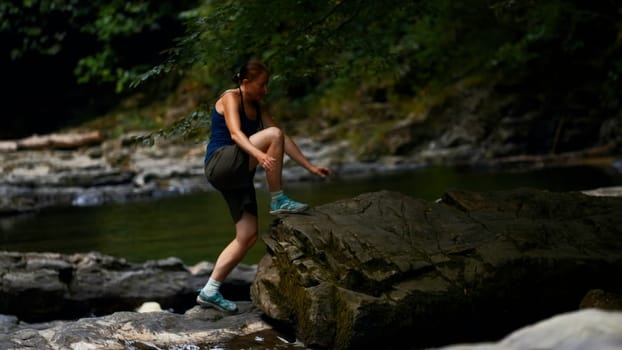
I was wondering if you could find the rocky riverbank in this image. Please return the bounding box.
[3,69,622,214]
[0,130,424,215]
[1,129,621,217]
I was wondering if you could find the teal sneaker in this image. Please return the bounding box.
[196,290,238,313]
[270,194,308,215]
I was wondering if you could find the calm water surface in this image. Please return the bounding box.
[1,165,620,265]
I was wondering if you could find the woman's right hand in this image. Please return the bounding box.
[258,152,277,172]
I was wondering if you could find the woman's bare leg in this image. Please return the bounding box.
[248,126,284,192]
[210,212,258,281]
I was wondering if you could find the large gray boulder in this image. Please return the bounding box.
[250,189,622,349]
[434,308,622,350]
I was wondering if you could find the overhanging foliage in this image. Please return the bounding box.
[131,0,621,146]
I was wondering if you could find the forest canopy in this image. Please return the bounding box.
[0,0,195,138]
[2,0,621,139]
[133,0,622,143]
[146,0,621,99]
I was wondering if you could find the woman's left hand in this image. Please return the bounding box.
[310,165,333,178]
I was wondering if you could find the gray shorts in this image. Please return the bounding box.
[204,145,257,222]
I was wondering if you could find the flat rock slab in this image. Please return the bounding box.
[0,303,289,350]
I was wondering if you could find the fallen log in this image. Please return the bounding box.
[14,131,103,150]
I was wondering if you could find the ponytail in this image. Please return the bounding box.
[232,60,269,86]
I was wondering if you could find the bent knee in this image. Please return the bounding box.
[264,126,283,140]
[249,126,283,150]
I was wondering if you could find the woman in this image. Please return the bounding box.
[198,60,333,312]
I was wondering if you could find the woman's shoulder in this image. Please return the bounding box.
[215,89,240,112]
[216,89,240,103]
[219,89,239,100]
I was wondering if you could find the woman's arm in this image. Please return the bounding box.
[221,92,270,164]
[284,135,332,177]
[261,109,333,178]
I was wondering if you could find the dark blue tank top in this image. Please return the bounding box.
[205,97,261,163]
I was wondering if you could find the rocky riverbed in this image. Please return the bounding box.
[2,188,622,350]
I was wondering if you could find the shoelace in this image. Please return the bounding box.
[280,198,299,209]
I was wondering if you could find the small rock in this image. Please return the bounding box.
[136,302,163,313]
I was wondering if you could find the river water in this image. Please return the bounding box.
[1,164,621,266]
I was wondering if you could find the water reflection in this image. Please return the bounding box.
[124,329,305,350]
[1,165,620,265]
